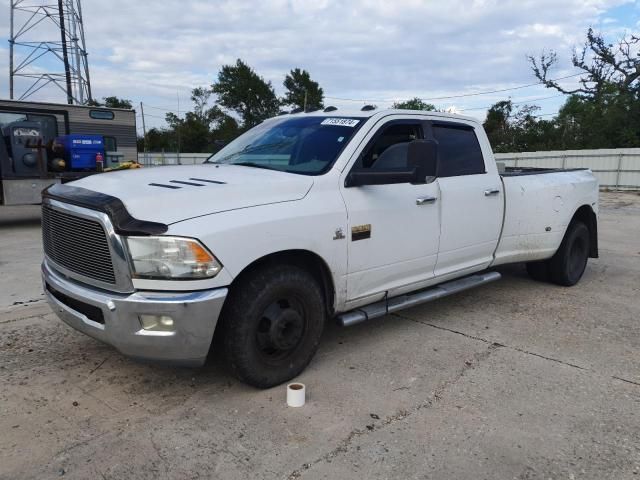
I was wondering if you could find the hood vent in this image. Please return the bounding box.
[149,178,227,189]
[170,180,205,187]
[149,183,181,189]
[190,177,226,184]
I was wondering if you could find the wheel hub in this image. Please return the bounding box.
[269,309,304,350]
[256,299,306,357]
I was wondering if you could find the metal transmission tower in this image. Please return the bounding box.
[9,0,93,104]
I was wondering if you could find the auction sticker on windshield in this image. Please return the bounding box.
[321,118,360,127]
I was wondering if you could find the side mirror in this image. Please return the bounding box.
[345,168,419,187]
[407,139,437,183]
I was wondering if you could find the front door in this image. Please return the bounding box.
[340,119,441,305]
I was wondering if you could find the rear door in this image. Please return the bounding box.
[430,122,503,277]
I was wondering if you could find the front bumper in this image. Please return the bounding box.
[42,260,228,367]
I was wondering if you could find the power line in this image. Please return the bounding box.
[140,112,167,120]
[459,94,566,112]
[143,103,179,112]
[324,73,583,104]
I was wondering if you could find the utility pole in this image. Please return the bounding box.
[140,102,148,165]
[176,91,181,165]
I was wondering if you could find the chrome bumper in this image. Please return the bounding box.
[42,260,228,367]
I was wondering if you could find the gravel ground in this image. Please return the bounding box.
[0,192,639,480]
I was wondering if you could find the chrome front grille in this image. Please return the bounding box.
[42,205,116,284]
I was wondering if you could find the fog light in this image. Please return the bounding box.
[139,314,175,332]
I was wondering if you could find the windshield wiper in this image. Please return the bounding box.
[234,161,279,171]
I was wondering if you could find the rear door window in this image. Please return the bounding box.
[432,124,485,177]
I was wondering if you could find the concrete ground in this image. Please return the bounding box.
[0,192,639,480]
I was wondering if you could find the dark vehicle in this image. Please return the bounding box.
[0,99,136,205]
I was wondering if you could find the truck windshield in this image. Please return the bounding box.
[206,116,364,175]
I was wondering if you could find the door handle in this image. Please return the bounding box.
[484,188,501,196]
[416,196,437,205]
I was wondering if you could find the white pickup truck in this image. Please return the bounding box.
[41,109,599,388]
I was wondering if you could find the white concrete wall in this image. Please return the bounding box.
[137,152,211,166]
[138,148,640,190]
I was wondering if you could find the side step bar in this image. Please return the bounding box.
[337,271,502,327]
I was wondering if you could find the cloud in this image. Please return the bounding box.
[0,0,635,128]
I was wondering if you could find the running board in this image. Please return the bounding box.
[337,271,502,327]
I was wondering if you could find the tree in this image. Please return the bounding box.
[483,100,513,151]
[528,28,639,98]
[146,86,240,153]
[88,96,133,109]
[103,96,133,109]
[392,97,436,111]
[191,87,213,123]
[139,127,173,152]
[552,89,640,149]
[165,111,211,153]
[212,59,280,129]
[528,29,640,149]
[282,68,324,111]
[483,100,559,152]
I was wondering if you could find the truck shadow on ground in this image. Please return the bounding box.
[0,216,41,228]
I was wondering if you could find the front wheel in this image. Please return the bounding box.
[220,264,326,388]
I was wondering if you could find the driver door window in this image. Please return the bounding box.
[359,123,422,170]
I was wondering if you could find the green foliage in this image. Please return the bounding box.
[392,97,436,111]
[488,29,640,152]
[483,100,556,152]
[212,59,280,128]
[139,87,239,153]
[88,96,133,109]
[139,127,172,152]
[282,68,324,111]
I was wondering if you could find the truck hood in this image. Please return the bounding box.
[70,164,314,224]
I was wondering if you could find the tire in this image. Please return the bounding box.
[548,221,590,286]
[220,264,326,388]
[526,261,550,282]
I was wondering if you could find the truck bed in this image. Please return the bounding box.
[492,167,598,266]
[500,166,589,177]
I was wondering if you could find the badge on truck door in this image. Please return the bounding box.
[351,224,371,241]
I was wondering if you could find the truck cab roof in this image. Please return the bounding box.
[284,108,481,126]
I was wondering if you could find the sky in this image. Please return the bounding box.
[0,0,639,135]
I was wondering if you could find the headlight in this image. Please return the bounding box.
[126,236,222,280]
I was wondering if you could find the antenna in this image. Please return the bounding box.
[8,0,93,104]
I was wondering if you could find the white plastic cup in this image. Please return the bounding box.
[287,383,306,407]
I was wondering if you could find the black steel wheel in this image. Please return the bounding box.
[549,221,590,286]
[220,264,325,388]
